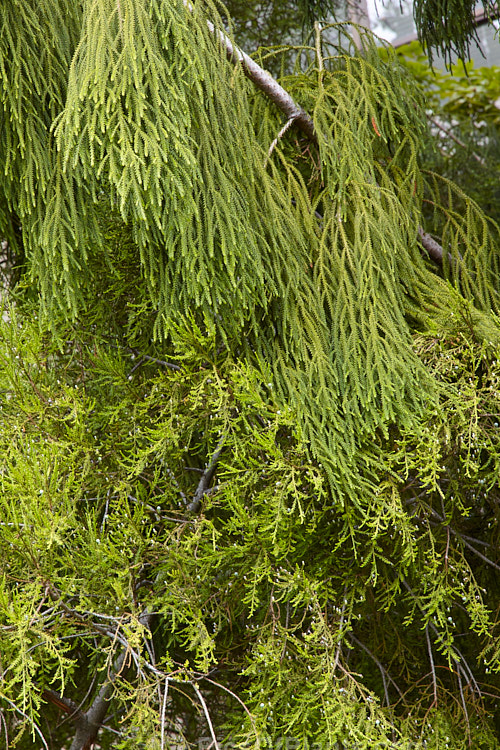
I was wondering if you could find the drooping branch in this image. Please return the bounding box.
[186,1,447,266]
[183,1,316,142]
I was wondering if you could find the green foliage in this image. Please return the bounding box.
[391,42,500,126]
[1,1,500,749]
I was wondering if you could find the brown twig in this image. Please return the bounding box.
[427,115,486,166]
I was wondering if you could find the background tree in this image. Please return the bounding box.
[1,1,500,749]
[391,41,500,226]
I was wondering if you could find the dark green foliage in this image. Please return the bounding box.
[1,1,500,749]
[413,0,499,66]
[220,0,340,51]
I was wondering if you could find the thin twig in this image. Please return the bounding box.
[264,117,296,167]
[202,676,257,732]
[401,579,481,698]
[128,356,146,376]
[333,590,348,673]
[350,634,404,704]
[0,708,8,750]
[425,625,438,707]
[412,501,500,573]
[314,21,324,73]
[428,115,486,166]
[0,696,49,750]
[160,678,169,750]
[193,683,221,750]
[449,528,500,573]
[130,348,181,372]
[165,468,188,507]
[456,666,471,739]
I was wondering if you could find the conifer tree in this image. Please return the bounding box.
[1,1,500,749]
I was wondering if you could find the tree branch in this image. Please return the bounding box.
[69,650,128,750]
[417,227,444,264]
[188,1,447,266]
[130,348,181,372]
[188,437,224,513]
[425,625,438,707]
[350,633,405,705]
[41,688,84,719]
[184,0,317,142]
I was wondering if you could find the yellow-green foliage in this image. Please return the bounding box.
[1,302,500,749]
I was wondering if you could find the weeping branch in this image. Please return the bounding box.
[188,1,447,266]
[183,1,317,142]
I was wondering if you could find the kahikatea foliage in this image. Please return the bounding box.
[1,1,500,748]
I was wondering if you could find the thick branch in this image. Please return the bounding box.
[46,587,154,750]
[69,650,128,750]
[417,227,444,264]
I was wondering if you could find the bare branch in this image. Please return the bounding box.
[160,678,169,750]
[193,683,221,750]
[130,349,181,372]
[202,676,257,733]
[350,633,405,705]
[0,707,8,750]
[1,696,49,750]
[401,579,481,698]
[264,117,296,167]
